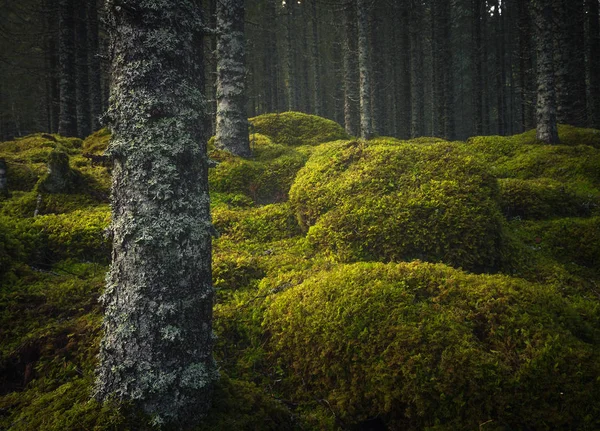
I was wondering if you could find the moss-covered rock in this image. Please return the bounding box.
[498,177,599,219]
[263,261,600,430]
[290,140,504,272]
[209,133,308,204]
[249,112,349,147]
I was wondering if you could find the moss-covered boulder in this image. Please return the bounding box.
[290,140,504,272]
[264,261,600,430]
[249,112,349,147]
[209,133,308,204]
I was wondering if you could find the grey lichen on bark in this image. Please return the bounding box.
[215,0,251,158]
[94,0,218,426]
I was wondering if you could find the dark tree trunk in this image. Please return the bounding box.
[441,0,454,140]
[87,0,102,132]
[517,0,535,131]
[472,0,483,135]
[264,0,280,112]
[215,0,250,157]
[396,4,412,139]
[532,0,560,143]
[57,0,77,137]
[285,1,298,111]
[311,0,322,116]
[356,0,373,139]
[75,0,91,138]
[587,0,600,128]
[343,0,360,136]
[95,0,218,425]
[410,0,425,138]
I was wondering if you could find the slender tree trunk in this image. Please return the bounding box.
[518,0,535,131]
[441,0,454,140]
[264,0,280,112]
[343,0,360,136]
[533,0,559,144]
[75,0,91,138]
[95,0,217,425]
[87,0,102,131]
[472,0,483,135]
[410,0,425,138]
[397,4,412,139]
[586,0,600,128]
[311,0,321,116]
[57,0,77,137]
[356,0,373,139]
[215,0,250,157]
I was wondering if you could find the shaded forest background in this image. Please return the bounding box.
[1,0,599,142]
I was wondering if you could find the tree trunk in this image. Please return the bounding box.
[95,0,218,425]
[343,0,360,136]
[215,0,250,157]
[410,0,425,138]
[57,0,77,137]
[356,0,373,139]
[87,0,102,132]
[472,0,483,135]
[533,0,559,144]
[587,0,600,128]
[311,0,322,116]
[75,0,91,138]
[517,0,535,131]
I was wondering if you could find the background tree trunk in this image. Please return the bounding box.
[57,0,77,137]
[95,0,218,425]
[215,0,250,157]
[356,0,373,139]
[343,0,360,136]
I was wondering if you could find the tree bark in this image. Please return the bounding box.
[215,0,250,157]
[75,0,91,138]
[587,0,600,128]
[311,0,322,116]
[356,0,373,139]
[342,0,360,136]
[95,0,218,425]
[410,0,425,138]
[87,0,102,132]
[57,0,77,137]
[532,0,559,144]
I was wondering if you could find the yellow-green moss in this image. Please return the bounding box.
[82,128,111,154]
[290,140,504,272]
[498,177,599,219]
[249,112,349,147]
[264,261,600,430]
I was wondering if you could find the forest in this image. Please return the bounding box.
[1,0,600,430]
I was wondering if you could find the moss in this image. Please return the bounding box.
[264,261,600,430]
[212,202,301,243]
[290,140,504,272]
[82,128,111,154]
[249,112,349,147]
[209,135,308,204]
[498,177,599,219]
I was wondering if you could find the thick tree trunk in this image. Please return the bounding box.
[343,0,360,136]
[215,0,250,157]
[95,0,218,425]
[57,0,77,137]
[441,0,454,140]
[311,0,321,116]
[517,0,535,131]
[264,0,280,112]
[396,4,412,139]
[356,0,373,139]
[533,0,559,144]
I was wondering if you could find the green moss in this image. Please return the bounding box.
[209,134,308,204]
[290,140,504,272]
[264,261,600,430]
[249,112,349,147]
[213,202,301,243]
[498,177,599,219]
[82,128,111,154]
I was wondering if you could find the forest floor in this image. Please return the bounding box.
[1,112,600,430]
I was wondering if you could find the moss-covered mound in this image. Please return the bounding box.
[264,261,600,430]
[290,140,504,271]
[209,133,308,204]
[249,111,349,147]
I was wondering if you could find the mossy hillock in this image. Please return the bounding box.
[2,120,600,430]
[290,139,504,272]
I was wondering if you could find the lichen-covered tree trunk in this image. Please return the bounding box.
[343,0,360,136]
[95,0,218,426]
[532,0,559,144]
[215,0,250,157]
[57,0,77,137]
[356,0,373,140]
